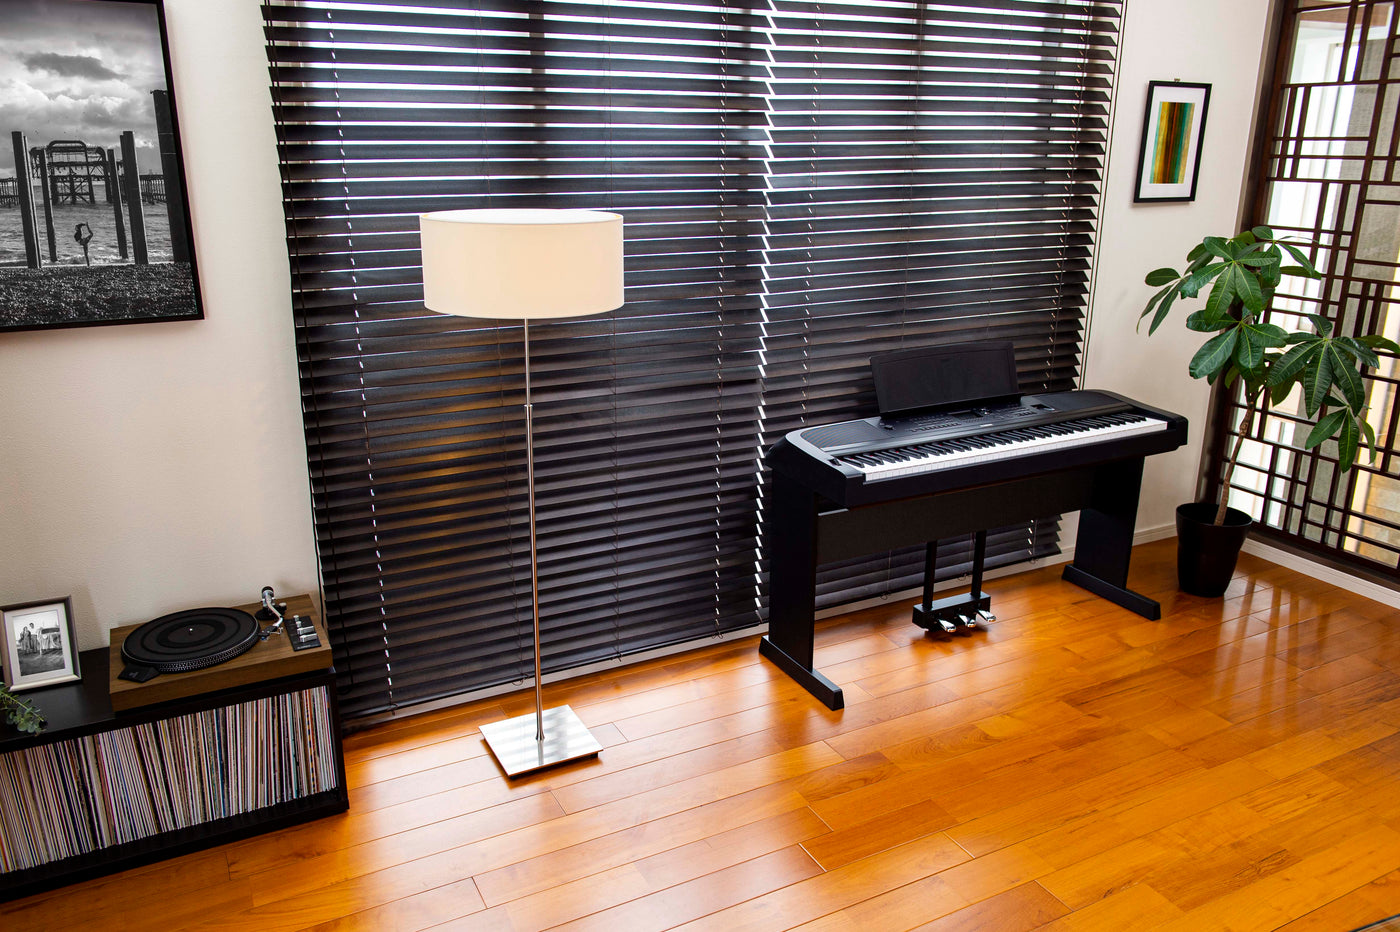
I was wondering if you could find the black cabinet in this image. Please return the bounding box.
[0,646,347,902]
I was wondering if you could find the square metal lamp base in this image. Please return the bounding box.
[479,703,602,778]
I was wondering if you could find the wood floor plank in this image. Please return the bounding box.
[1146,823,1400,932]
[297,877,486,932]
[906,882,1069,932]
[1033,883,1184,931]
[533,847,822,932]
[801,799,956,870]
[7,542,1399,932]
[664,833,972,932]
[471,791,820,907]
[784,873,969,932]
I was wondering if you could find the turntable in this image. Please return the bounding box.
[108,590,331,711]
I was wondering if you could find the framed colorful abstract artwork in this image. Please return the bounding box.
[1134,81,1211,203]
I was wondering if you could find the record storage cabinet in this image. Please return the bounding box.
[0,646,348,901]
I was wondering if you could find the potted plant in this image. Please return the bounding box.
[1140,225,1398,596]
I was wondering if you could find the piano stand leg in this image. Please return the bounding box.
[763,472,844,710]
[1061,457,1161,620]
[912,531,991,636]
[759,636,844,710]
[1061,565,1161,619]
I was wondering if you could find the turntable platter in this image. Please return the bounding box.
[120,607,261,674]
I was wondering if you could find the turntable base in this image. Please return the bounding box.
[108,594,330,711]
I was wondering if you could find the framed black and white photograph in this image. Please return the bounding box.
[0,0,202,333]
[1134,80,1211,203]
[1,597,81,691]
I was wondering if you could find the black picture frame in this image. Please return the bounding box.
[1133,80,1212,203]
[0,0,203,333]
[1,597,81,692]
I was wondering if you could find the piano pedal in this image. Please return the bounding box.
[936,617,958,636]
[977,609,996,624]
[956,614,977,632]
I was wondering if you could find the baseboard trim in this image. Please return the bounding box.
[1241,539,1400,608]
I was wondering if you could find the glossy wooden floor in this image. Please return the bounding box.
[7,540,1400,932]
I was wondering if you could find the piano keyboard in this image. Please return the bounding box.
[837,412,1169,481]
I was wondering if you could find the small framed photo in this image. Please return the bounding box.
[2,597,81,691]
[1134,80,1211,203]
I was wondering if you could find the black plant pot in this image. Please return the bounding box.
[1176,502,1253,597]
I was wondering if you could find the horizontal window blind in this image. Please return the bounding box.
[264,0,772,718]
[263,0,1118,720]
[759,0,1119,608]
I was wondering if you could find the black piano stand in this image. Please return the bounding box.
[761,456,1162,710]
[911,532,995,637]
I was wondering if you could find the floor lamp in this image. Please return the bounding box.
[419,208,625,778]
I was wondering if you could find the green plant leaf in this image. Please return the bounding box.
[1138,282,1177,329]
[1362,419,1379,461]
[1180,262,1227,298]
[1252,224,1276,241]
[1238,253,1279,267]
[1204,236,1232,260]
[1234,264,1265,314]
[1187,242,1208,263]
[1335,336,1380,367]
[1260,261,1283,291]
[1267,341,1321,386]
[1338,414,1360,471]
[1278,240,1319,274]
[1145,267,1180,286]
[1251,322,1289,346]
[1329,344,1365,409]
[1235,326,1269,371]
[1148,287,1179,335]
[1304,348,1335,416]
[1190,328,1238,380]
[1358,334,1400,353]
[1205,270,1237,318]
[1235,338,1263,371]
[1304,408,1347,449]
[1269,380,1294,405]
[1186,307,1233,332]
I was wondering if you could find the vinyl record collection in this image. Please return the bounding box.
[0,686,339,873]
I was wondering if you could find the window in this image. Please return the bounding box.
[1215,0,1400,577]
[263,0,1122,720]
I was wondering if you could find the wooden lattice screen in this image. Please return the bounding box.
[1209,0,1400,578]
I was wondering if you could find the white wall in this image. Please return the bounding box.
[1084,0,1275,534]
[0,0,316,650]
[0,0,1278,651]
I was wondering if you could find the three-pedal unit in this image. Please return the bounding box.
[911,528,996,637]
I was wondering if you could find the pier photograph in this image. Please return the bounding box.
[0,0,201,332]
